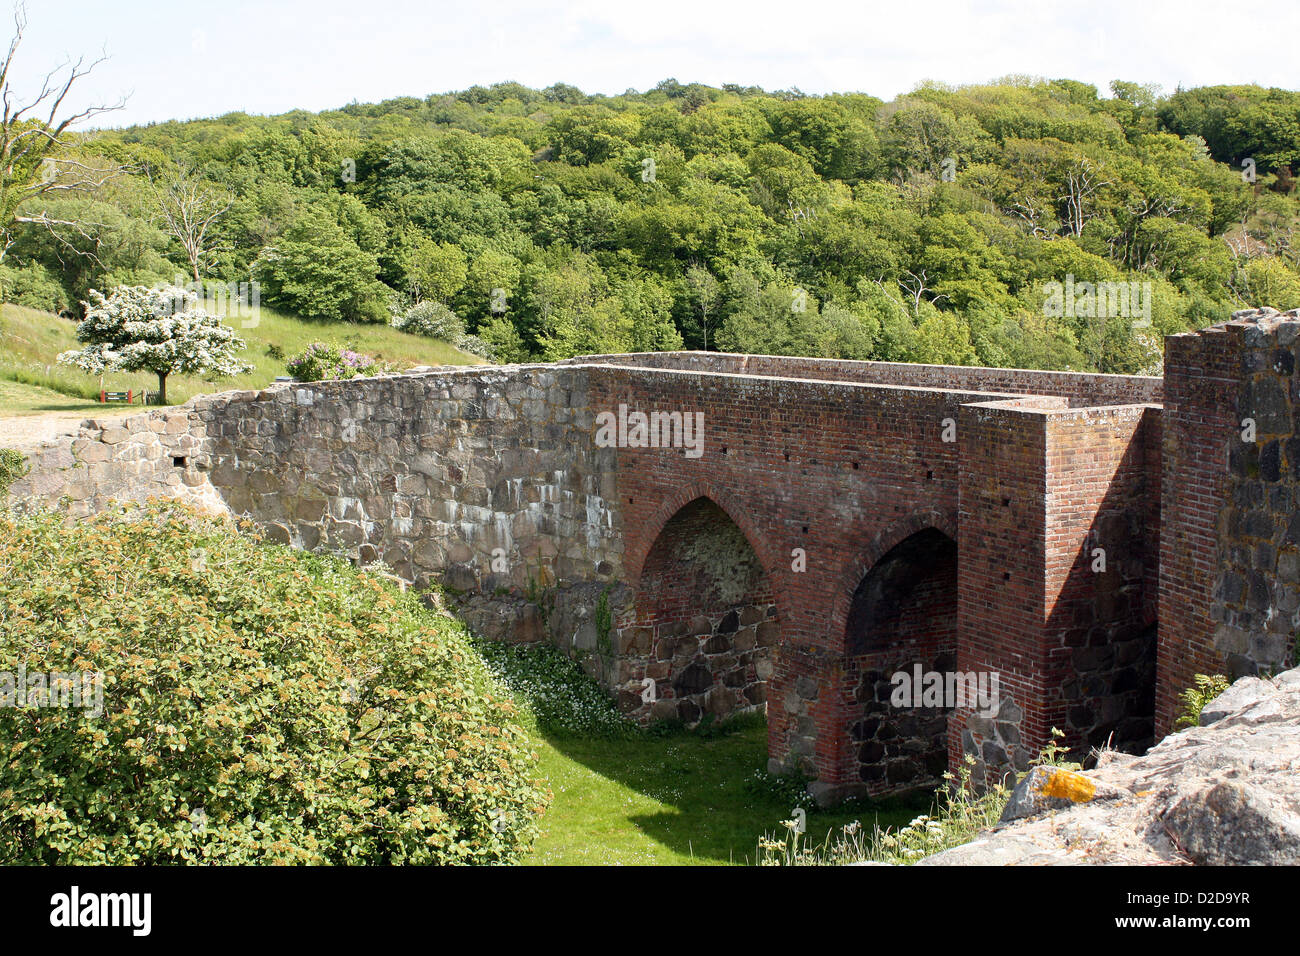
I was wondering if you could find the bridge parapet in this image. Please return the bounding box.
[7,348,1185,802]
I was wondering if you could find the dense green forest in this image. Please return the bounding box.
[7,77,1300,375]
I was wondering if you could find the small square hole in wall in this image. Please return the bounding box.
[173,456,188,468]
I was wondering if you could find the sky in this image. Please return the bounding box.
[13,0,1300,128]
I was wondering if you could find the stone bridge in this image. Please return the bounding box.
[13,310,1300,804]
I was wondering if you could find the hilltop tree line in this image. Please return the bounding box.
[7,77,1300,374]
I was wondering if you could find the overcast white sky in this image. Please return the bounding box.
[15,0,1300,127]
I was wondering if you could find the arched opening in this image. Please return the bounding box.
[846,528,959,793]
[629,497,776,724]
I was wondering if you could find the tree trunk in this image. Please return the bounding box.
[157,372,167,405]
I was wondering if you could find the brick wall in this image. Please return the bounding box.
[1043,404,1159,754]
[953,398,1054,785]
[565,351,1163,407]
[1156,328,1241,731]
[1157,309,1300,733]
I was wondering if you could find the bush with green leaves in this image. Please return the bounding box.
[390,300,495,360]
[0,261,69,313]
[0,449,29,497]
[391,299,466,341]
[0,502,549,864]
[1175,673,1232,728]
[285,342,390,382]
[252,214,390,323]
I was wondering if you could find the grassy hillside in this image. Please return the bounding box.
[0,380,133,418]
[0,302,485,410]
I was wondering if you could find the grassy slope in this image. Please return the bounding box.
[0,379,134,417]
[0,302,485,409]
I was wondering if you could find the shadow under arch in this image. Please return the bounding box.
[839,520,961,795]
[825,508,958,646]
[623,494,780,726]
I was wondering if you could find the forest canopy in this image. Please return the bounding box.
[8,76,1300,375]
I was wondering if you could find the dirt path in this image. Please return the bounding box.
[0,408,133,449]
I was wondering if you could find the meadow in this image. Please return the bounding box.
[0,302,483,412]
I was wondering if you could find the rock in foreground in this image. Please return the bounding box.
[919,668,1300,865]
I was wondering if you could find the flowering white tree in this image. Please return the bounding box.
[58,285,253,404]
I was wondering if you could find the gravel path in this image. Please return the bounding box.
[0,409,132,449]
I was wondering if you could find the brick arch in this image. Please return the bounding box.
[622,484,787,726]
[624,480,786,595]
[826,508,959,649]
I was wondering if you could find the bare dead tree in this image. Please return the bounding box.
[1058,156,1110,238]
[874,269,948,319]
[897,269,949,315]
[150,162,233,282]
[1010,198,1053,240]
[0,2,124,262]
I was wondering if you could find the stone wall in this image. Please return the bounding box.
[1157,308,1300,733]
[1214,310,1300,677]
[8,407,220,515]
[198,366,622,591]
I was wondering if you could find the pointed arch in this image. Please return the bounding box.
[826,508,958,646]
[625,480,785,591]
[624,490,783,726]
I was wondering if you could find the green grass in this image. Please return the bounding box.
[0,301,485,410]
[527,723,926,865]
[472,638,925,865]
[0,379,134,418]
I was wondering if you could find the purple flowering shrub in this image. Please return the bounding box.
[285,342,390,382]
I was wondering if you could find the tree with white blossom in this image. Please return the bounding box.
[58,285,252,404]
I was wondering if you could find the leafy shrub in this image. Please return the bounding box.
[252,214,390,323]
[391,300,466,341]
[0,262,69,314]
[390,301,495,360]
[1175,673,1231,728]
[0,502,549,864]
[457,333,495,361]
[285,342,391,382]
[0,449,29,497]
[476,315,528,363]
